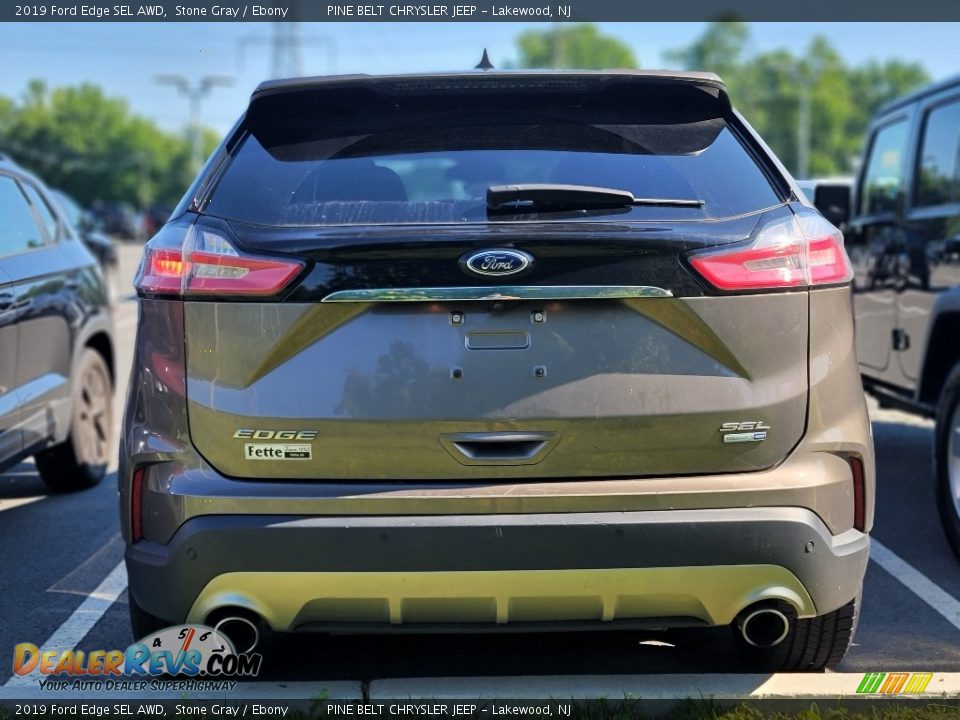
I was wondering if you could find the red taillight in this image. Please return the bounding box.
[689,242,805,290]
[689,215,853,292]
[135,226,303,297]
[138,248,184,294]
[850,455,866,532]
[808,236,852,285]
[130,466,144,542]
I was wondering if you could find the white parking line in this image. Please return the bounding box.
[48,534,125,598]
[3,560,128,688]
[871,539,960,631]
[0,496,44,513]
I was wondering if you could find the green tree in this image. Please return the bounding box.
[0,81,219,209]
[666,23,931,178]
[513,24,637,69]
[736,37,859,177]
[848,59,931,127]
[0,95,14,137]
[663,21,749,83]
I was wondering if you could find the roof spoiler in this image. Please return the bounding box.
[251,70,729,107]
[245,73,733,139]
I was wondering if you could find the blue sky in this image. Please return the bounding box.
[0,22,958,134]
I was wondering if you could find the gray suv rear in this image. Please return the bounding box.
[121,71,874,670]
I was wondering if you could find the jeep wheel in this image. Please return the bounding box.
[36,349,112,492]
[935,364,960,558]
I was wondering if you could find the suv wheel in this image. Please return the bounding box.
[935,364,960,558]
[735,596,859,671]
[36,349,112,492]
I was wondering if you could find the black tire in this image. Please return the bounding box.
[35,349,113,492]
[934,364,960,558]
[129,592,167,640]
[734,596,859,671]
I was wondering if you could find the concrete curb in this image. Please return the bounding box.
[369,673,960,700]
[4,674,959,704]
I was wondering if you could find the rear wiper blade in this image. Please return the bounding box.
[487,184,704,211]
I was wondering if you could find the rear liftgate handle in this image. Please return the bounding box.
[439,431,559,466]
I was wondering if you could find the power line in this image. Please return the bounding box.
[237,23,337,79]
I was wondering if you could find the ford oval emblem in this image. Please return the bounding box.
[461,249,533,278]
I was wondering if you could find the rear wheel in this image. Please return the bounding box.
[734,596,859,671]
[36,349,112,492]
[935,364,960,558]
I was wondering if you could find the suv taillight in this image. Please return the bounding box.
[689,214,853,292]
[135,223,303,297]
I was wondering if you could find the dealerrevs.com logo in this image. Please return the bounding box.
[12,625,262,688]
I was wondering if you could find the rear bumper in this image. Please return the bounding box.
[125,507,868,633]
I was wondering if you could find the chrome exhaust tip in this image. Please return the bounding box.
[212,614,260,654]
[737,606,791,648]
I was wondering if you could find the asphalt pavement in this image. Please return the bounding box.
[1,242,959,695]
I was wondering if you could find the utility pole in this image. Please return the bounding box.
[552,23,564,68]
[271,23,301,78]
[137,152,151,212]
[154,74,233,174]
[238,23,337,79]
[797,78,812,180]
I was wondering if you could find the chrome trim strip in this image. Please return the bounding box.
[322,286,673,302]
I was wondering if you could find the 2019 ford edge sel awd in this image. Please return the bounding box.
[121,71,873,670]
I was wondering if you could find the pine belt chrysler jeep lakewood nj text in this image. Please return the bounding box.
[121,70,874,670]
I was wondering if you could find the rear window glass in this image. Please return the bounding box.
[206,85,782,226]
